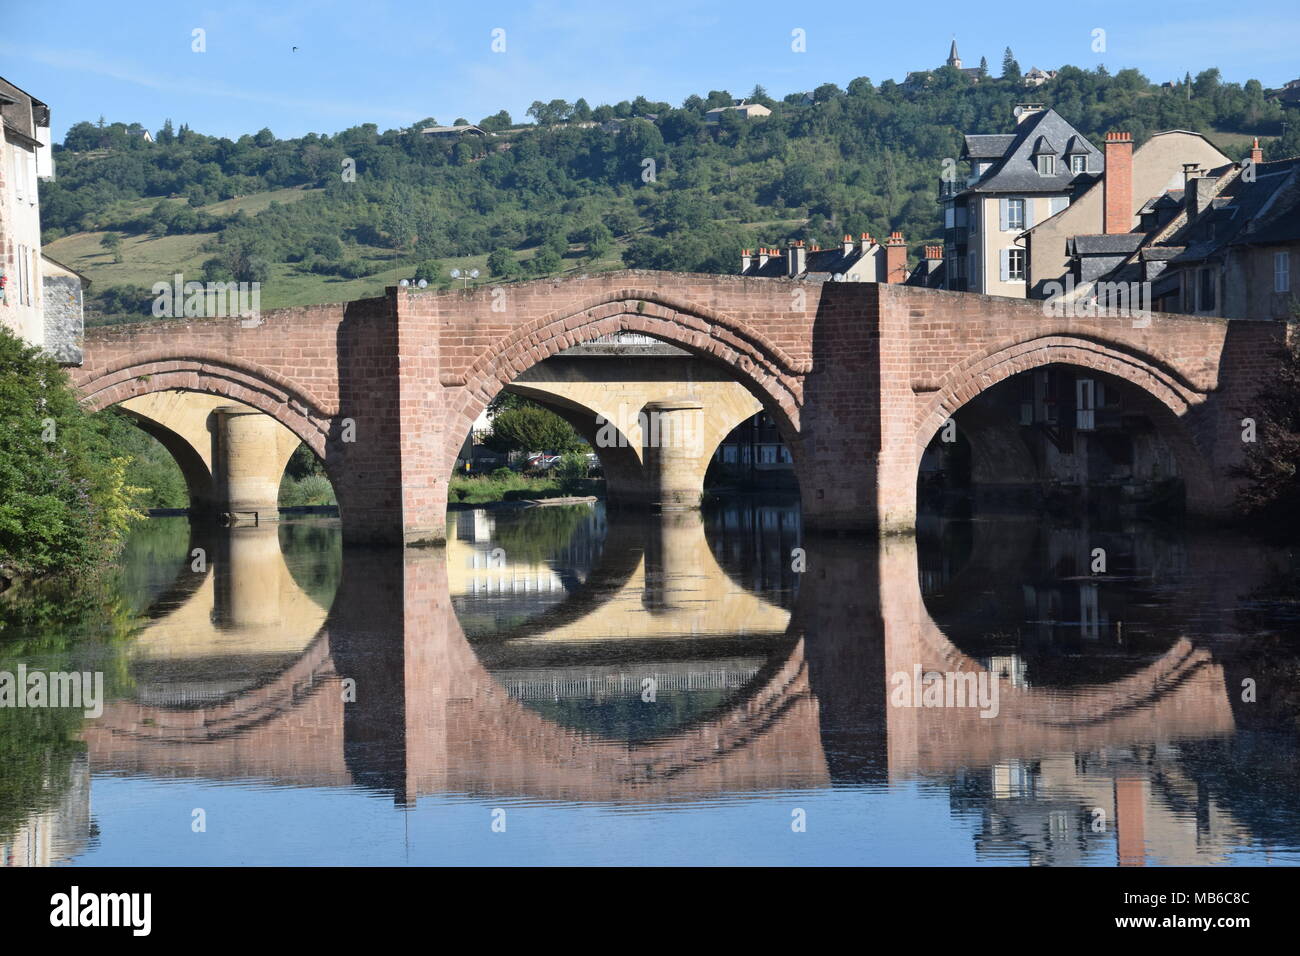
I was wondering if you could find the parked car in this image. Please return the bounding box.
[524,453,562,471]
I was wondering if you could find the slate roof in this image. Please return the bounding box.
[1165,159,1300,264]
[1230,159,1300,245]
[1073,156,1300,294]
[956,109,1102,197]
[0,75,49,143]
[1071,234,1146,255]
[962,134,1015,159]
[741,246,875,279]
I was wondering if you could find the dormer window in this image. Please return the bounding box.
[1037,155,1055,175]
[1070,154,1086,174]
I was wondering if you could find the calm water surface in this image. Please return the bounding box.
[4,498,1300,866]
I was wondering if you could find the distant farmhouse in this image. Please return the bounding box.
[419,124,490,139]
[1023,67,1059,88]
[903,40,984,89]
[704,100,772,124]
[1270,78,1300,108]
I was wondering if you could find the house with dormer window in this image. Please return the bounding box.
[938,105,1102,296]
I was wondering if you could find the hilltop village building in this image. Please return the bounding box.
[903,40,984,89]
[704,101,772,124]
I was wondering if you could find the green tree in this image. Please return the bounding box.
[487,248,521,277]
[485,403,583,454]
[1235,331,1300,535]
[99,232,123,263]
[0,327,143,578]
[1002,48,1020,80]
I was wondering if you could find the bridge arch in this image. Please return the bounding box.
[75,355,335,460]
[75,357,339,521]
[444,293,809,507]
[914,336,1218,513]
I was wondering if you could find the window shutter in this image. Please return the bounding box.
[999,198,1009,232]
[1023,199,1035,230]
[999,248,1010,282]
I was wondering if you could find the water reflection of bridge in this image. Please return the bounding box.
[74,508,1281,864]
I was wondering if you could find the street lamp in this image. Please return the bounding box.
[450,268,480,290]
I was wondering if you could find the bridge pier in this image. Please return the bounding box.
[641,399,708,511]
[214,406,287,525]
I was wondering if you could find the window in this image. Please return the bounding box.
[944,205,955,229]
[1036,155,1055,175]
[1049,196,1069,216]
[1276,251,1291,293]
[1006,198,1025,231]
[1007,248,1026,281]
[10,146,23,202]
[1070,154,1087,174]
[1199,268,1216,311]
[1076,378,1096,431]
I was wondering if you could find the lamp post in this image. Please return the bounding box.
[450,268,480,290]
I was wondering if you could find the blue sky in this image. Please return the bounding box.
[4,0,1298,142]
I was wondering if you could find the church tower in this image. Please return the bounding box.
[947,38,961,70]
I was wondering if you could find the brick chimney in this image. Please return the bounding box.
[843,234,854,256]
[787,240,806,277]
[741,249,753,272]
[923,245,944,274]
[885,232,908,284]
[1103,132,1133,234]
[1250,137,1264,166]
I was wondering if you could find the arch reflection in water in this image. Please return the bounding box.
[454,502,807,749]
[54,505,1300,865]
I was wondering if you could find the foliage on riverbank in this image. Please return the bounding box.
[0,327,145,579]
[1235,335,1300,537]
[450,467,601,504]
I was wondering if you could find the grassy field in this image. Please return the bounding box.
[46,230,211,287]
[54,221,633,313]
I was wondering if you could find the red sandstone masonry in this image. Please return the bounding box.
[75,272,1282,541]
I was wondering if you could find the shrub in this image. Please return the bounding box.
[0,327,144,578]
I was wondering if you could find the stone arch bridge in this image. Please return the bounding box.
[73,272,1280,543]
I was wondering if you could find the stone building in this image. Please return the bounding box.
[938,105,1103,296]
[1063,138,1300,320]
